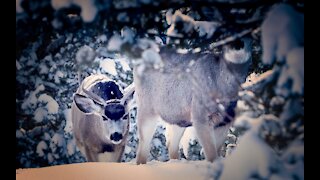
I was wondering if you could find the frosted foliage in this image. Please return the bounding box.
[277,47,304,95]
[54,71,64,84]
[261,4,304,64]
[50,133,66,153]
[179,127,198,158]
[21,85,45,110]
[100,59,118,76]
[39,64,49,74]
[195,21,219,38]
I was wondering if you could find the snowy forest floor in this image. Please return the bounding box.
[16,160,215,180]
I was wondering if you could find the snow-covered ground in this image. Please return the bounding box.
[16,160,216,180]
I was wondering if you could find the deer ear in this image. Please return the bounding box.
[120,84,135,107]
[74,94,103,113]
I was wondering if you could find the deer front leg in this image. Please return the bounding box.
[136,110,158,164]
[191,101,218,162]
[166,124,185,159]
[85,147,98,162]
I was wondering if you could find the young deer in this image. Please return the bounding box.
[72,74,134,162]
[134,38,252,164]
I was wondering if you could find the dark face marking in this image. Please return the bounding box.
[91,81,123,101]
[110,132,123,142]
[101,144,114,153]
[104,103,125,120]
[229,39,244,50]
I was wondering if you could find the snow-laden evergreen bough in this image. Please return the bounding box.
[72,74,134,162]
[134,38,252,164]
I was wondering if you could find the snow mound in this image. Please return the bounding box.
[16,160,216,180]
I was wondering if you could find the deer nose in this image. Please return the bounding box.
[110,132,123,142]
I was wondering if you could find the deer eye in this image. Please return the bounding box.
[122,114,129,120]
[102,116,109,121]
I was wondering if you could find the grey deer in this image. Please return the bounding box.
[72,74,134,162]
[134,38,252,164]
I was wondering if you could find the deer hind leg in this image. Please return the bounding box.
[166,124,185,159]
[136,110,158,164]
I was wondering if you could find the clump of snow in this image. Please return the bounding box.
[96,35,107,43]
[33,107,48,123]
[47,153,54,163]
[107,34,123,51]
[277,47,304,95]
[76,45,96,65]
[100,59,118,76]
[118,58,131,71]
[152,138,162,148]
[220,127,279,180]
[261,4,304,64]
[54,70,64,84]
[64,109,73,133]
[50,133,66,152]
[39,64,49,74]
[176,48,189,54]
[38,94,59,114]
[67,140,76,156]
[36,141,48,157]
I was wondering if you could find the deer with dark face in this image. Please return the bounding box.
[72,74,134,162]
[134,38,252,164]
